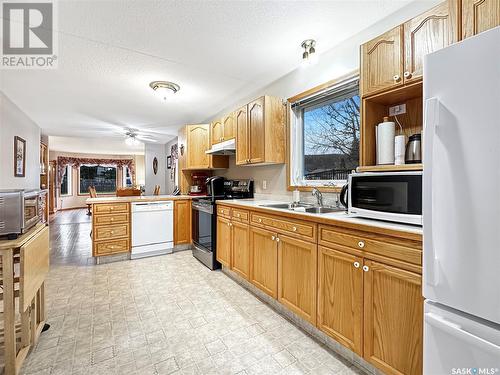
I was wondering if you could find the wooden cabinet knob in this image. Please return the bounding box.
[110,231,114,235]
[237,213,240,217]
[276,237,280,242]
[404,71,412,79]
[258,218,262,223]
[271,235,276,241]
[363,265,369,272]
[353,261,360,268]
[358,241,365,249]
[393,74,401,82]
[110,218,114,221]
[292,226,297,232]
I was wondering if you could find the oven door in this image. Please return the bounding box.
[23,192,40,231]
[191,201,214,252]
[348,172,422,225]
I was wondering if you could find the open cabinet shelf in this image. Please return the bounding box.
[356,163,423,173]
[360,81,423,168]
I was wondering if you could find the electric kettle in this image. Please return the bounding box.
[405,133,422,164]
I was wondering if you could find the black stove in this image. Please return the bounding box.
[191,178,253,270]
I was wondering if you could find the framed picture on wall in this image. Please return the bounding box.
[14,136,26,177]
[166,155,172,169]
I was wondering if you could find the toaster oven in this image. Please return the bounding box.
[0,189,41,239]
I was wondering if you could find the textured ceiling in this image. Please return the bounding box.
[1,0,414,147]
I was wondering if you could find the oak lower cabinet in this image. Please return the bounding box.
[462,0,500,39]
[363,260,423,375]
[249,226,278,298]
[231,221,250,280]
[216,216,232,267]
[174,200,191,245]
[277,234,317,324]
[317,245,363,355]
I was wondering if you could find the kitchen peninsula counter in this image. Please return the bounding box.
[86,194,196,205]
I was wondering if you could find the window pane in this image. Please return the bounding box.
[303,93,360,181]
[60,166,69,195]
[124,167,132,187]
[80,165,117,194]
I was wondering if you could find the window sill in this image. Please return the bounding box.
[287,185,342,193]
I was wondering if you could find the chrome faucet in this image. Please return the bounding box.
[311,188,323,207]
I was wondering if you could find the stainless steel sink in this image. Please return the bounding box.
[304,206,345,214]
[259,203,344,214]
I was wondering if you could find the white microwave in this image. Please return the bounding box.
[348,171,422,226]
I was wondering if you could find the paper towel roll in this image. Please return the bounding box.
[376,120,395,165]
[394,135,406,165]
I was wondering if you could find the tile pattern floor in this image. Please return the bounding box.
[21,209,362,375]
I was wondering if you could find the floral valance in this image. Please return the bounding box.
[57,156,135,187]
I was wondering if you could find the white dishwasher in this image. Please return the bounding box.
[131,201,173,259]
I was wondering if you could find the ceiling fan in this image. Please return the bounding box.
[122,127,159,145]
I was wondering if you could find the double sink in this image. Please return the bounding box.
[259,203,344,215]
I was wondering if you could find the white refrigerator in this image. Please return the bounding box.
[423,27,500,373]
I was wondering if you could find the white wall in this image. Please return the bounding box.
[165,138,178,195]
[0,92,41,190]
[212,0,440,199]
[144,143,166,195]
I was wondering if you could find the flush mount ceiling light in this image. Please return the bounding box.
[301,39,317,66]
[149,81,180,101]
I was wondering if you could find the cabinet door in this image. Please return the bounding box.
[462,0,500,39]
[211,119,224,145]
[235,106,249,165]
[249,226,277,298]
[216,216,232,267]
[187,125,210,169]
[404,0,459,83]
[361,26,403,97]
[363,260,423,375]
[231,221,250,280]
[277,234,317,324]
[317,246,363,355]
[248,97,265,164]
[223,112,235,140]
[174,200,191,245]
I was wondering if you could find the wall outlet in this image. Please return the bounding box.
[262,180,267,190]
[389,103,406,116]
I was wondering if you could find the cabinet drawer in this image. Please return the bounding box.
[94,213,129,226]
[319,225,421,266]
[251,212,316,241]
[94,203,129,215]
[231,209,249,223]
[94,224,129,241]
[217,206,231,218]
[94,239,130,255]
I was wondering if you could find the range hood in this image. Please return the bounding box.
[205,138,236,155]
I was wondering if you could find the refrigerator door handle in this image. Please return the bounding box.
[424,97,440,286]
[425,312,500,356]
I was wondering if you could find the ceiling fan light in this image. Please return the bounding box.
[302,50,309,60]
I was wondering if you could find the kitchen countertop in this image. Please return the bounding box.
[86,194,196,204]
[218,199,422,238]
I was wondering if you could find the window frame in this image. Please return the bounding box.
[287,71,360,192]
[122,166,133,187]
[60,165,72,196]
[77,164,118,196]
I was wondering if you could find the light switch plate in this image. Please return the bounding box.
[262,180,267,190]
[389,103,407,116]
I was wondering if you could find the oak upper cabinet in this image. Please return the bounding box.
[361,26,403,97]
[363,260,423,375]
[231,221,250,280]
[223,112,236,141]
[174,200,191,245]
[277,234,317,324]
[210,119,224,145]
[317,246,363,355]
[249,226,278,298]
[187,124,210,169]
[216,216,232,267]
[237,96,286,166]
[235,105,249,165]
[403,0,460,83]
[462,0,500,39]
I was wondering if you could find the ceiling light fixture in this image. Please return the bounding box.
[301,39,317,66]
[149,81,180,101]
[125,131,140,146]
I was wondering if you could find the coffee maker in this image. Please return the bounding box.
[189,173,208,195]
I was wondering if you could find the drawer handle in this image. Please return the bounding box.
[271,235,276,241]
[353,261,360,268]
[258,218,262,223]
[363,265,369,272]
[276,237,280,243]
[110,218,114,221]
[404,71,412,79]
[237,213,240,217]
[292,226,297,232]
[358,241,365,249]
[393,74,401,82]
[110,207,114,210]
[110,231,114,235]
